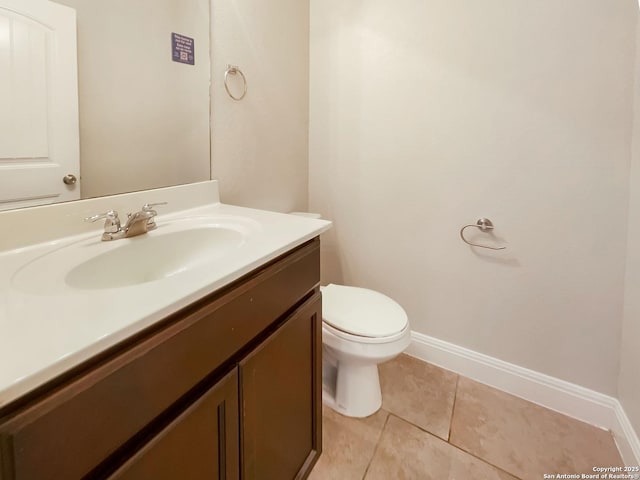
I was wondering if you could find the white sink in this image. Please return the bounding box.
[66,227,244,290]
[11,216,259,293]
[0,180,334,409]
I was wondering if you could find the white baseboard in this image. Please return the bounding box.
[405,331,640,466]
[613,401,640,467]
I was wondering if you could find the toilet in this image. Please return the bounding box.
[320,284,411,418]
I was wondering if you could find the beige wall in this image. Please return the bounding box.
[310,0,636,395]
[620,15,640,438]
[54,0,211,199]
[210,0,309,212]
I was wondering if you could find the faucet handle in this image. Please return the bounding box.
[142,202,167,213]
[84,210,121,234]
[141,202,167,229]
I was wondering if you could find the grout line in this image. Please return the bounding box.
[392,412,523,480]
[447,374,461,442]
[439,377,523,479]
[361,409,391,480]
[414,357,587,478]
[446,438,524,480]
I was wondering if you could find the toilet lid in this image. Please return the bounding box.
[321,284,408,338]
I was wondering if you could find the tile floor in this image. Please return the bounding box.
[309,354,622,480]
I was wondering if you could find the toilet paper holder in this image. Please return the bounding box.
[459,218,506,251]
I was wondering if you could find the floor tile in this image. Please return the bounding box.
[379,354,458,440]
[449,377,623,480]
[365,415,518,480]
[308,405,389,480]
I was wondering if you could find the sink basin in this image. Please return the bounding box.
[66,227,243,290]
[11,216,258,293]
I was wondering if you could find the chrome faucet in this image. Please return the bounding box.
[85,202,167,241]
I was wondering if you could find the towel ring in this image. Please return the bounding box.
[460,218,506,251]
[224,64,247,101]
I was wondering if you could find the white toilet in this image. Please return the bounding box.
[320,284,411,418]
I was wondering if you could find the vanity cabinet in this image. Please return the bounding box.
[109,369,240,480]
[240,295,321,480]
[0,239,322,480]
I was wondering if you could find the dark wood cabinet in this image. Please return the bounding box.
[240,295,322,480]
[0,239,322,480]
[109,369,239,480]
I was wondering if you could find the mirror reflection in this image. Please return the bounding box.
[0,0,211,211]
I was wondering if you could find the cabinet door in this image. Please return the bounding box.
[240,293,322,480]
[108,369,239,480]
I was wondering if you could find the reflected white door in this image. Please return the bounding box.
[0,0,79,210]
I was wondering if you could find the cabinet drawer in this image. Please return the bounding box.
[0,239,319,480]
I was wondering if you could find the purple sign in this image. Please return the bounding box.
[171,33,195,65]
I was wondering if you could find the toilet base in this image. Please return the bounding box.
[322,359,382,418]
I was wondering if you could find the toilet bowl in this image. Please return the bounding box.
[320,284,411,418]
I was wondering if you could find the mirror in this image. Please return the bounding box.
[8,0,211,209]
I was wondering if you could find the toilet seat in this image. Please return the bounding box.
[323,321,410,345]
[321,284,408,339]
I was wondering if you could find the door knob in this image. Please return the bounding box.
[63,174,77,185]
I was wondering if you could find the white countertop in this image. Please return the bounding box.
[0,182,331,408]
